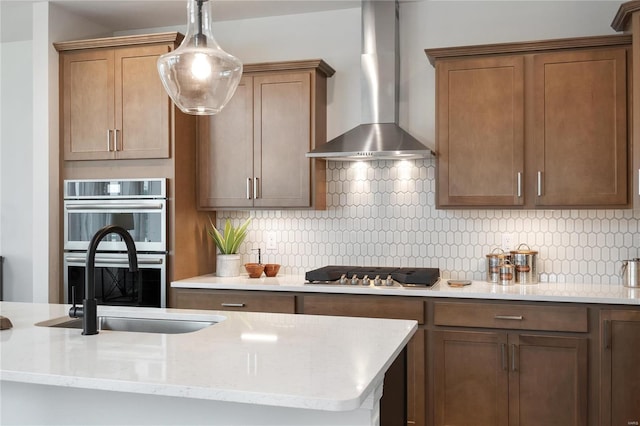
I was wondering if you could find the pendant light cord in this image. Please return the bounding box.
[195,0,206,47]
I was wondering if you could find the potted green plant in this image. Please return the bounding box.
[207,217,251,277]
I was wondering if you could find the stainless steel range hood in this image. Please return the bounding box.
[307,0,435,161]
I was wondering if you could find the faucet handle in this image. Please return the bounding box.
[68,286,83,318]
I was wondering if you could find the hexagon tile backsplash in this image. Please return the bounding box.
[217,159,640,285]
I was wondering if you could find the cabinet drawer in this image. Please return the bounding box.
[303,295,425,324]
[433,301,587,332]
[174,289,295,314]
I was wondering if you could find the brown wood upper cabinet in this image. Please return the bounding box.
[198,60,334,210]
[56,33,179,161]
[426,35,631,209]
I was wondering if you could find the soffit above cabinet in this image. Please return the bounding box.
[425,34,631,66]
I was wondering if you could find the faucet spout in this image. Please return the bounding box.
[69,224,139,335]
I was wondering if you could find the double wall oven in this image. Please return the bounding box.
[63,178,167,308]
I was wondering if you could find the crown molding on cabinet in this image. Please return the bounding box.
[424,34,632,66]
[53,32,184,52]
[243,59,335,78]
[611,0,640,32]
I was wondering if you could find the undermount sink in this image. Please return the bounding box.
[36,315,221,334]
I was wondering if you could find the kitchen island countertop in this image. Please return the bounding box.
[172,273,640,305]
[0,302,416,425]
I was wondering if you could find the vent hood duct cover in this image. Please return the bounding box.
[307,0,435,161]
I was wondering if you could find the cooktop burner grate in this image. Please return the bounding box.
[305,266,440,287]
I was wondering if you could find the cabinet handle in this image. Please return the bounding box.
[221,303,245,308]
[107,129,112,151]
[511,344,517,371]
[246,178,253,199]
[516,172,522,198]
[114,129,119,151]
[603,319,611,349]
[254,177,260,199]
[537,171,542,196]
[501,343,507,371]
[637,169,639,196]
[494,315,523,321]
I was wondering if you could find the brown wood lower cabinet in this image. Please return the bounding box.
[600,309,640,426]
[431,301,588,426]
[172,288,295,313]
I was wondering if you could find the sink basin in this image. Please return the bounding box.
[37,315,219,334]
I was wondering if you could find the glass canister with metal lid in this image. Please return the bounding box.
[510,243,538,284]
[486,248,511,283]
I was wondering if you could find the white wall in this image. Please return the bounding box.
[0,2,110,302]
[0,39,33,301]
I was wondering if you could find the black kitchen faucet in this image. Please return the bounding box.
[69,225,138,335]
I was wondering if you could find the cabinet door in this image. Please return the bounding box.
[62,50,115,160]
[198,76,254,208]
[532,48,628,207]
[432,330,509,426]
[114,44,171,159]
[600,309,640,426]
[253,72,312,208]
[510,334,588,426]
[436,56,525,207]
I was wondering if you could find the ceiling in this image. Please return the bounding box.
[1,0,360,43]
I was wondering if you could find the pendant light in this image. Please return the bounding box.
[157,0,242,115]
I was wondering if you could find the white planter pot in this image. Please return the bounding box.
[216,254,241,277]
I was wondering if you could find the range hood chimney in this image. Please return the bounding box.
[307,0,434,161]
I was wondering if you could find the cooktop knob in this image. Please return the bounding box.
[374,275,383,286]
[339,274,348,285]
[385,275,394,286]
[351,274,359,285]
[362,275,370,286]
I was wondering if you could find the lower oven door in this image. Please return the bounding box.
[64,252,166,308]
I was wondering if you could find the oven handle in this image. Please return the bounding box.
[65,203,164,210]
[65,256,164,265]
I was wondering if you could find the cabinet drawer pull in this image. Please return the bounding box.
[114,129,119,151]
[254,177,260,199]
[537,171,543,196]
[107,129,112,151]
[494,315,523,320]
[221,303,245,308]
[246,178,252,200]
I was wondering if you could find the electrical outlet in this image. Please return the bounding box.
[266,232,277,250]
[501,233,514,251]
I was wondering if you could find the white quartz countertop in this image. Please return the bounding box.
[0,302,416,411]
[172,274,640,305]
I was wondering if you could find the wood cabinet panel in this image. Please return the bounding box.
[436,56,524,207]
[173,289,295,313]
[511,334,588,426]
[599,309,640,426]
[254,72,311,208]
[198,76,254,208]
[302,294,425,323]
[115,45,171,159]
[533,48,628,207]
[427,36,630,209]
[198,60,333,210]
[59,42,172,161]
[62,50,114,160]
[433,330,509,426]
[433,301,588,332]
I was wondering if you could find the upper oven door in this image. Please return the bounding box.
[64,199,167,252]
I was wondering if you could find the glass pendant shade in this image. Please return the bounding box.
[157,0,242,115]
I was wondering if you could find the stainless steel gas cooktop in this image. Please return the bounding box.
[305,266,440,287]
